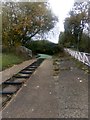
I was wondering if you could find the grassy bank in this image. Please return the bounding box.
[0,52,29,71]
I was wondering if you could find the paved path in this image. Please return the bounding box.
[0,59,36,84]
[2,57,88,118]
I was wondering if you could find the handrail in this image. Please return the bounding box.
[64,48,90,67]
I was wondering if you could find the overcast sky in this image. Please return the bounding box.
[47,0,75,43]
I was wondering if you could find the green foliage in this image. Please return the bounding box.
[59,1,90,53]
[58,31,90,52]
[2,2,58,49]
[58,32,65,45]
[26,40,63,55]
[58,32,75,48]
[64,11,87,48]
[79,33,90,53]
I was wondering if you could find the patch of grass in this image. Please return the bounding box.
[0,52,29,71]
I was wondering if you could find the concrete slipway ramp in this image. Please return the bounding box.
[2,55,88,118]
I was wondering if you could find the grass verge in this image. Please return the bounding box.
[0,52,29,71]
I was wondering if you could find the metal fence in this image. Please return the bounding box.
[64,48,90,67]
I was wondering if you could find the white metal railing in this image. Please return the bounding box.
[64,48,90,67]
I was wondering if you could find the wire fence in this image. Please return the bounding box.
[64,48,90,67]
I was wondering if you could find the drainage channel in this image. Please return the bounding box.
[0,58,45,110]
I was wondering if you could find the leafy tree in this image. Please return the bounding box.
[58,32,66,46]
[63,1,89,50]
[2,2,58,49]
[79,33,90,52]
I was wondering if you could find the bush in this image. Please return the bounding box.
[26,40,64,55]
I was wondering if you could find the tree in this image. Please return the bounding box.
[64,1,89,50]
[2,2,58,48]
[58,32,66,46]
[79,33,90,52]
